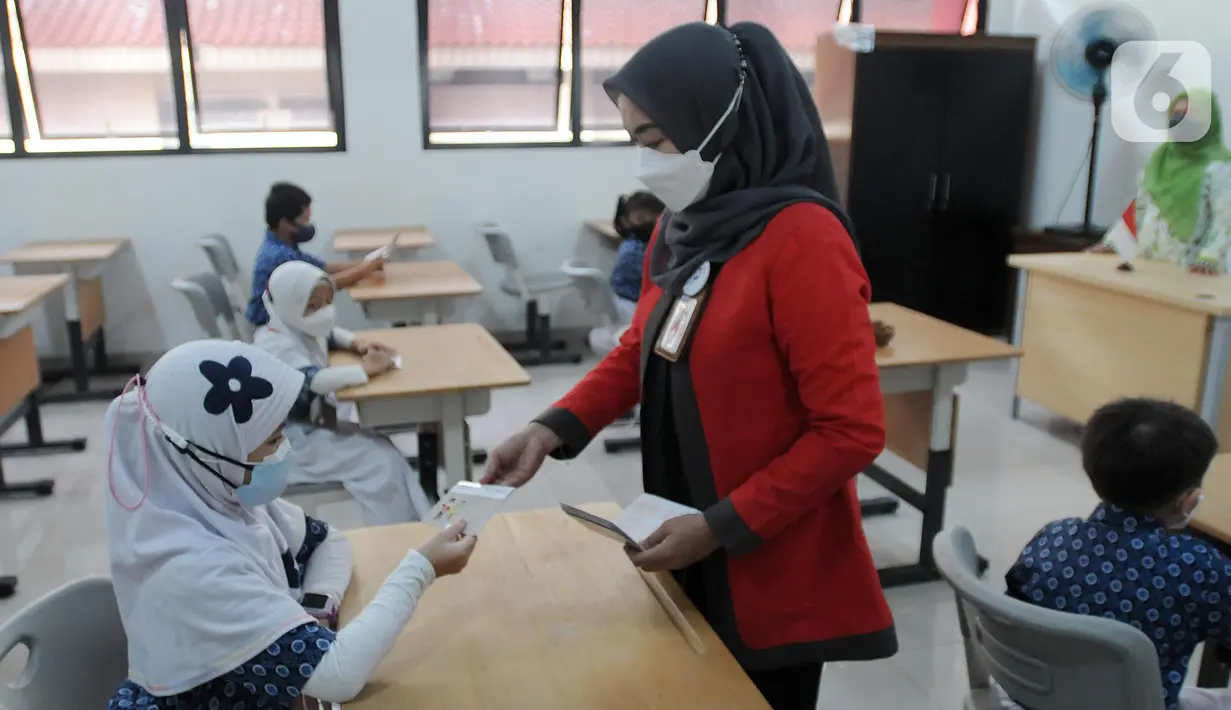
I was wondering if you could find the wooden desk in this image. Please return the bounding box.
[333,325,530,492]
[1007,253,1231,449]
[0,275,91,599]
[584,219,622,249]
[349,261,483,325]
[333,227,434,256]
[0,238,134,403]
[336,505,769,710]
[866,303,1021,586]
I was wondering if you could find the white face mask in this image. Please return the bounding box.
[298,304,336,339]
[634,82,744,213]
[1171,491,1204,530]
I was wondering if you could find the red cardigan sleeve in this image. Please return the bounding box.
[710,210,886,547]
[532,235,657,456]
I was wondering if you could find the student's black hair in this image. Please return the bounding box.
[613,191,665,230]
[1081,397,1217,512]
[264,182,312,229]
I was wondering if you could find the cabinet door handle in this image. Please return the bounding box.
[926,173,937,211]
[939,173,951,211]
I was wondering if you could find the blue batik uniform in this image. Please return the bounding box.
[246,231,327,326]
[610,238,647,303]
[1007,504,1231,710]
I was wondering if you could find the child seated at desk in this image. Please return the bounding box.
[254,261,432,525]
[246,182,386,326]
[1007,398,1231,710]
[105,339,477,709]
[610,191,664,322]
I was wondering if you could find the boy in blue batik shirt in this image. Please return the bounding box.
[246,182,385,326]
[1007,398,1231,710]
[609,191,664,323]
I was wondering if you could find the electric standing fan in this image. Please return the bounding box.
[1045,2,1155,238]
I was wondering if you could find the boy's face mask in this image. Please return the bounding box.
[1170,491,1204,530]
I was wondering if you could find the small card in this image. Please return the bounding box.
[425,481,515,535]
[561,494,700,550]
[616,494,700,544]
[365,232,400,261]
[392,354,404,369]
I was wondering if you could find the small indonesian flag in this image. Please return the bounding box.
[1104,201,1138,262]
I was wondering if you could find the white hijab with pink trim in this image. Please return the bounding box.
[105,339,312,695]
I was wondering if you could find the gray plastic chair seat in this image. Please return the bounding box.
[0,576,129,709]
[561,259,624,326]
[499,272,572,297]
[933,527,1165,710]
[172,272,243,340]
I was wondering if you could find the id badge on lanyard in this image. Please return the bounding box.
[654,261,712,362]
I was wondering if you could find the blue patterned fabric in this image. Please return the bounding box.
[1007,503,1231,710]
[610,238,647,303]
[289,366,322,423]
[108,516,337,709]
[245,231,327,326]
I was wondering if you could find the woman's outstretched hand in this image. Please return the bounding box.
[480,423,563,487]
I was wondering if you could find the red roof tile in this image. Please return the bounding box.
[428,0,561,47]
[580,0,707,47]
[186,0,325,46]
[727,0,841,51]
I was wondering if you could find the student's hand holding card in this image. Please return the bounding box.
[416,520,478,577]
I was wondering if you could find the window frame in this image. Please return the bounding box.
[0,0,347,159]
[419,0,987,150]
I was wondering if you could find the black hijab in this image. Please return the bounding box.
[603,22,855,294]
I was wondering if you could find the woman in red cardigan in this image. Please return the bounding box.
[483,21,895,710]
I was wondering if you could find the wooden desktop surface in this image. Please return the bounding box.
[348,261,482,302]
[0,238,128,264]
[870,302,1020,367]
[331,324,530,400]
[0,274,69,314]
[337,504,769,710]
[1192,454,1231,543]
[1009,253,1231,316]
[333,227,434,253]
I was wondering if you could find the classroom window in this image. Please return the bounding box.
[857,0,972,33]
[0,0,345,157]
[182,0,339,148]
[725,0,843,90]
[11,0,180,152]
[424,0,567,143]
[417,0,986,148]
[578,0,709,140]
[0,68,12,153]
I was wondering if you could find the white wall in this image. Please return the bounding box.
[0,0,640,356]
[998,0,1231,229]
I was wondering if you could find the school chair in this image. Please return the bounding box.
[561,259,639,454]
[0,576,129,709]
[197,234,254,341]
[478,224,581,367]
[172,273,245,341]
[932,526,1165,710]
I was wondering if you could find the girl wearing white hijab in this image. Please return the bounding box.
[105,340,477,709]
[253,260,431,525]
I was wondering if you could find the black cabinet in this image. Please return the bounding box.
[846,33,1036,334]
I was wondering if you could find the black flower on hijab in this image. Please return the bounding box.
[199,356,274,424]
